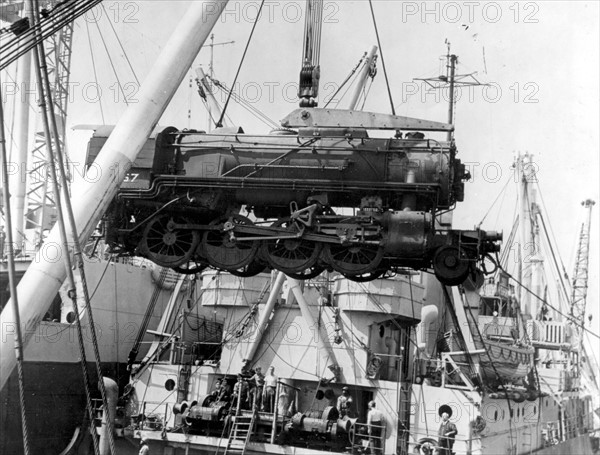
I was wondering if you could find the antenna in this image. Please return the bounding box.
[206,33,235,79]
[414,41,487,141]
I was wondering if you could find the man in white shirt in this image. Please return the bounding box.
[367,400,384,454]
[263,366,278,412]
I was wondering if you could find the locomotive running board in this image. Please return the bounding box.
[280,108,454,132]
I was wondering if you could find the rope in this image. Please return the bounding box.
[216,0,265,127]
[367,0,395,115]
[0,72,32,455]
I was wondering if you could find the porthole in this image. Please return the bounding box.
[66,311,76,323]
[165,379,176,391]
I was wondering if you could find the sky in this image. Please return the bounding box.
[2,1,599,351]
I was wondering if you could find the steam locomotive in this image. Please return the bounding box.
[89,109,501,283]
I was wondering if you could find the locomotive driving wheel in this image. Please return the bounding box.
[140,215,199,268]
[324,243,384,276]
[202,215,259,272]
[261,218,323,275]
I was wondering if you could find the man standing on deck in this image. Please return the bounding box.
[263,366,278,412]
[437,406,457,455]
[337,386,354,417]
[367,400,384,454]
[249,366,265,410]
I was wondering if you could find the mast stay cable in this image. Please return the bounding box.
[0,73,32,455]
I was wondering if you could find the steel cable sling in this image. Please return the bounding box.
[1,0,103,71]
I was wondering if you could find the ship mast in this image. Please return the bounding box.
[517,153,535,316]
[415,41,486,142]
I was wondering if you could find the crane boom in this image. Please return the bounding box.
[570,199,595,325]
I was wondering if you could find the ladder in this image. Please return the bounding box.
[224,412,255,455]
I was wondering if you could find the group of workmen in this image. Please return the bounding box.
[211,366,279,412]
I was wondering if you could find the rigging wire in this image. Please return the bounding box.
[0,72,32,455]
[1,0,104,70]
[31,1,118,451]
[323,52,366,108]
[209,77,277,129]
[93,17,129,106]
[367,0,395,115]
[499,265,600,341]
[535,181,571,281]
[477,175,511,227]
[27,7,101,454]
[100,2,140,86]
[85,19,105,124]
[216,0,265,128]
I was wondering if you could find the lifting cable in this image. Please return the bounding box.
[0,74,32,455]
[216,0,265,127]
[367,0,395,115]
[29,0,114,453]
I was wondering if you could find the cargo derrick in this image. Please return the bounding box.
[91,110,500,284]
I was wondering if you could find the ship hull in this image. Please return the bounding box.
[0,360,127,455]
[534,434,595,455]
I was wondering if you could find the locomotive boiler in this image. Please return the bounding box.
[88,109,501,283]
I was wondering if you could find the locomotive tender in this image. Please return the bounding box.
[88,109,500,283]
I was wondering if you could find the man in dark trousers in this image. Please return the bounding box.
[437,405,457,455]
[367,400,384,454]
